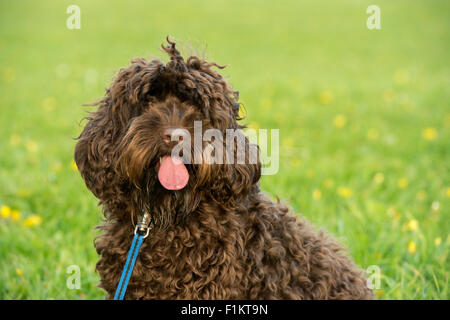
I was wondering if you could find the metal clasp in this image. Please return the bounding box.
[134,212,151,238]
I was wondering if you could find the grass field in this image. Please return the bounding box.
[0,0,448,299]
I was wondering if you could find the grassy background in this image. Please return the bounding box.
[0,0,448,299]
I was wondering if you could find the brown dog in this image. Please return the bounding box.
[74,38,373,299]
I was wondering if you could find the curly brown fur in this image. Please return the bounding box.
[74,38,373,299]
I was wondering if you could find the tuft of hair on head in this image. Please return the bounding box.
[161,36,188,72]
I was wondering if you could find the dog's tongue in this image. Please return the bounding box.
[157,156,189,190]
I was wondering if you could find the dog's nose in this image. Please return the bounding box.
[161,127,187,145]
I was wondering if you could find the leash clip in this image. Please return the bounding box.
[114,211,151,300]
[134,212,151,238]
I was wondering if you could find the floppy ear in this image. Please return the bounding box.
[74,58,163,202]
[197,130,261,204]
[222,132,261,197]
[74,104,117,201]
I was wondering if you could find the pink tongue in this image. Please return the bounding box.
[157,156,189,190]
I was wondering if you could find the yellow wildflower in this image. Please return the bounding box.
[367,128,379,140]
[407,219,419,231]
[393,212,401,221]
[422,127,437,141]
[247,122,259,131]
[1,205,11,219]
[16,269,23,276]
[408,241,417,254]
[445,113,450,127]
[337,187,353,198]
[416,190,427,201]
[290,158,301,167]
[24,215,42,227]
[3,67,16,83]
[393,70,409,85]
[18,189,31,198]
[70,160,78,172]
[312,189,322,200]
[306,170,315,178]
[382,89,396,102]
[319,90,334,105]
[26,140,39,153]
[447,187,450,197]
[387,206,401,221]
[323,179,334,189]
[282,137,294,148]
[51,162,63,173]
[373,172,384,184]
[397,178,409,189]
[333,115,347,128]
[11,210,21,221]
[42,97,56,111]
[78,293,87,299]
[10,134,22,146]
[434,237,442,246]
[376,289,384,299]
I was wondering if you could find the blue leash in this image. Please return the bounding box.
[114,213,150,300]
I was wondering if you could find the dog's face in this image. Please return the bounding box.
[117,96,204,190]
[75,40,261,228]
[115,95,217,227]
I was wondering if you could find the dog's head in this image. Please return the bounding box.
[75,38,261,228]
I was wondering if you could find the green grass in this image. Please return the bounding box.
[0,0,448,300]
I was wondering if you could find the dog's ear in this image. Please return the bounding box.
[222,132,262,197]
[196,130,261,204]
[74,58,163,201]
